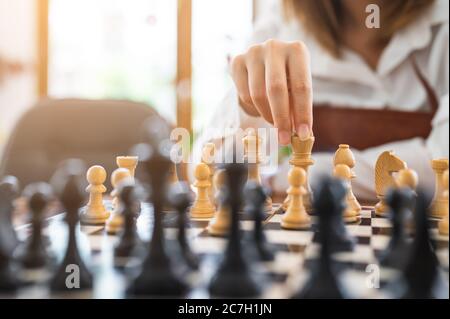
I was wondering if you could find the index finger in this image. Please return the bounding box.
[265,51,291,145]
[287,42,313,140]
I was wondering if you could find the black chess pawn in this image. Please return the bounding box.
[0,177,21,292]
[114,181,145,265]
[378,188,413,270]
[169,182,200,271]
[245,181,274,262]
[50,163,93,292]
[294,177,349,299]
[209,161,261,298]
[0,243,20,293]
[316,178,355,253]
[127,143,188,297]
[15,183,54,270]
[394,192,444,299]
[0,176,20,255]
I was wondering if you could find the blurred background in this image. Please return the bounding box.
[0,0,269,158]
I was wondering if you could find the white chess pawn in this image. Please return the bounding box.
[106,168,132,234]
[281,167,311,230]
[190,163,215,219]
[438,169,449,236]
[396,168,419,192]
[80,165,110,225]
[334,144,361,213]
[208,169,230,236]
[334,164,360,223]
[201,143,216,205]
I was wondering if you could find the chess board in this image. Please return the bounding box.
[8,202,450,299]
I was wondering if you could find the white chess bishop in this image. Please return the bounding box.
[334,164,360,223]
[208,169,230,236]
[334,144,361,214]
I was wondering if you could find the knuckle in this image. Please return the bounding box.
[289,40,307,53]
[264,39,282,51]
[246,45,263,59]
[250,90,267,105]
[231,55,245,73]
[291,80,312,93]
[268,79,286,95]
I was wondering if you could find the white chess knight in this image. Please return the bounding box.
[106,168,133,234]
[281,167,311,230]
[81,165,110,225]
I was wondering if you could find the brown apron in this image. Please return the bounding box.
[312,56,439,152]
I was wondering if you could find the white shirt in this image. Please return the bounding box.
[194,0,449,200]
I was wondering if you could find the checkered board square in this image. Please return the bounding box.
[9,203,449,299]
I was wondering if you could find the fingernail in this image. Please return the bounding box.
[298,124,311,141]
[279,130,291,145]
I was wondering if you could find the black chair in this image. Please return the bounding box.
[0,98,164,188]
